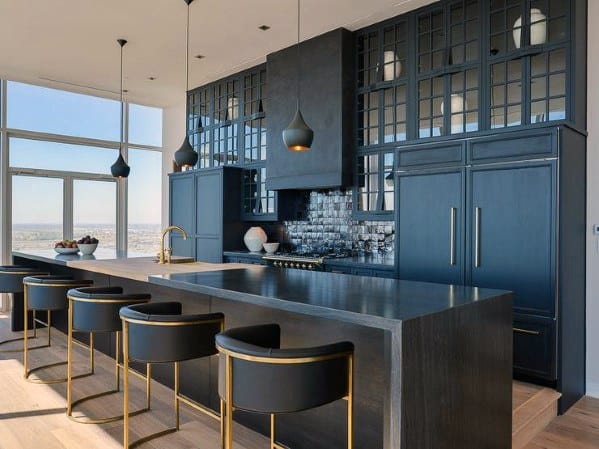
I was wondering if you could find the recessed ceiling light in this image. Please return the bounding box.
[195,54,205,59]
[123,89,129,93]
[148,76,157,81]
[258,25,271,31]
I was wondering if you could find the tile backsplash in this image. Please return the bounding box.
[263,189,395,255]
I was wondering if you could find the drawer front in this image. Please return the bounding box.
[397,142,465,169]
[326,265,353,275]
[469,129,557,164]
[513,316,556,381]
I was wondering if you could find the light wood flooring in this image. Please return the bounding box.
[0,313,597,449]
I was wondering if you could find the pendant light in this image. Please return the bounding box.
[174,0,199,170]
[282,0,314,152]
[111,39,131,178]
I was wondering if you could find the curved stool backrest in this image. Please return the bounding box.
[68,286,151,333]
[120,301,224,363]
[216,324,354,414]
[0,266,47,293]
[24,275,93,311]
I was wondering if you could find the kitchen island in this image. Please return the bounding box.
[13,250,513,449]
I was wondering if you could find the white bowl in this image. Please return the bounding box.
[54,247,79,255]
[263,242,280,254]
[77,243,98,255]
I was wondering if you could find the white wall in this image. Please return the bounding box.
[161,100,186,230]
[587,0,599,399]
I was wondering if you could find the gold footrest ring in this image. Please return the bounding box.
[26,361,93,385]
[128,427,178,449]
[68,389,150,425]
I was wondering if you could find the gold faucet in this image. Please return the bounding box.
[159,225,188,264]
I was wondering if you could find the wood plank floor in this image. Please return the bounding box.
[0,313,597,448]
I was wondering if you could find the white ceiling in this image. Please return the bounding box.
[0,0,434,108]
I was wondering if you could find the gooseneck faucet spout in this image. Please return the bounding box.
[159,225,188,264]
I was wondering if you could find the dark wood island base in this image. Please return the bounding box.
[13,251,513,449]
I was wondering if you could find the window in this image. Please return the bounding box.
[73,180,117,249]
[12,176,64,251]
[129,104,163,147]
[9,138,118,174]
[7,81,120,140]
[128,149,162,254]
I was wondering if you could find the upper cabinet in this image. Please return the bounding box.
[265,28,355,190]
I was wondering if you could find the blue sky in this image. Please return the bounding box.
[7,81,162,225]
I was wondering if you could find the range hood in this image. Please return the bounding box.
[265,28,355,190]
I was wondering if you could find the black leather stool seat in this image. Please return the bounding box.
[119,301,224,363]
[24,275,93,311]
[0,266,46,293]
[68,286,151,333]
[216,324,354,414]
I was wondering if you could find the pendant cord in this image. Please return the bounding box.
[186,2,190,97]
[120,41,124,155]
[296,0,300,110]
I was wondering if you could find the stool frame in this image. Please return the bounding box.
[121,314,225,449]
[67,293,152,424]
[23,279,94,384]
[216,345,354,449]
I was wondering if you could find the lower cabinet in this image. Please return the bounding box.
[325,264,395,278]
[513,315,556,381]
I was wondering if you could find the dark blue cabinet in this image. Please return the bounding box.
[468,161,556,317]
[396,125,586,412]
[398,169,465,285]
[169,167,243,263]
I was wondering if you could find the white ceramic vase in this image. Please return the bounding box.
[513,9,547,49]
[383,51,402,81]
[244,226,267,252]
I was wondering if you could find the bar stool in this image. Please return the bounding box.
[216,324,354,449]
[67,286,152,424]
[0,265,47,353]
[22,274,93,384]
[119,301,224,449]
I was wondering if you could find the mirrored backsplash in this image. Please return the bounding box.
[255,189,395,255]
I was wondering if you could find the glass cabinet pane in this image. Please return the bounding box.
[243,169,258,215]
[382,21,407,81]
[189,87,211,130]
[383,85,407,143]
[357,31,379,88]
[449,68,479,133]
[357,154,380,212]
[530,0,567,45]
[383,153,395,212]
[418,8,446,73]
[530,48,566,123]
[449,0,480,65]
[358,92,379,147]
[243,118,266,163]
[418,76,444,138]
[214,80,239,124]
[490,58,523,128]
[489,0,523,55]
[243,70,266,116]
[192,130,211,169]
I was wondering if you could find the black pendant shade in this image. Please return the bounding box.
[174,135,198,167]
[111,38,131,178]
[283,107,313,151]
[111,148,131,178]
[175,0,199,170]
[283,0,313,152]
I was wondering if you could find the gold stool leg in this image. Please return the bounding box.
[225,354,233,449]
[174,362,180,430]
[271,414,276,449]
[347,354,354,449]
[23,288,28,379]
[123,321,129,449]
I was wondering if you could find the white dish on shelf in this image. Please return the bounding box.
[54,247,79,255]
[77,243,98,255]
[263,242,280,254]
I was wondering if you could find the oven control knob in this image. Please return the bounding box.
[284,262,289,268]
[302,264,306,269]
[308,265,314,270]
[275,261,280,267]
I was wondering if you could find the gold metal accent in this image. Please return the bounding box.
[474,207,481,268]
[122,316,223,449]
[121,316,223,327]
[217,345,352,365]
[22,281,93,288]
[67,296,151,425]
[450,207,457,266]
[159,225,188,264]
[513,327,541,336]
[262,254,324,265]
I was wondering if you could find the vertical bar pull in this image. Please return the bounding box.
[474,207,481,268]
[449,207,457,266]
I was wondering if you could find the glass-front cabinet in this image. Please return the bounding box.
[354,151,395,219]
[186,65,280,221]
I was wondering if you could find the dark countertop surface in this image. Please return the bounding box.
[150,268,511,329]
[223,251,396,269]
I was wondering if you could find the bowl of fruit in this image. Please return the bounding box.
[77,236,99,255]
[54,240,79,254]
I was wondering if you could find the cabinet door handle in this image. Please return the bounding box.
[513,327,541,336]
[450,207,457,266]
[474,207,481,268]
